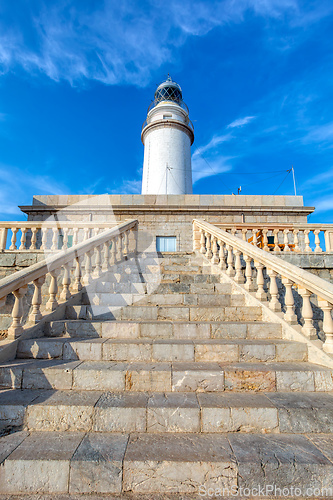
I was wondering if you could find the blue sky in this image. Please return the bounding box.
[0,0,333,222]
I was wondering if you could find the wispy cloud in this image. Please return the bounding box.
[0,164,69,218]
[108,178,141,195]
[227,116,256,129]
[0,0,327,87]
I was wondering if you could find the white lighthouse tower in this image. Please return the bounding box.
[141,76,194,195]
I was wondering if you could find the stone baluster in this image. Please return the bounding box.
[84,227,90,241]
[73,228,79,246]
[218,239,226,270]
[131,227,138,254]
[102,241,110,273]
[110,238,116,265]
[324,230,333,252]
[123,230,129,256]
[268,269,281,310]
[263,229,269,251]
[267,269,281,311]
[46,270,59,311]
[241,229,247,241]
[30,227,38,250]
[51,228,58,251]
[304,230,312,253]
[244,254,254,291]
[283,229,290,252]
[231,228,237,237]
[211,236,219,264]
[226,245,235,277]
[94,245,102,278]
[83,250,93,285]
[29,277,46,323]
[19,228,27,250]
[314,229,322,253]
[40,228,48,251]
[9,228,18,251]
[205,232,212,259]
[200,229,206,254]
[234,249,245,284]
[116,234,123,262]
[62,228,69,250]
[282,278,297,324]
[60,263,71,302]
[273,229,280,252]
[319,299,333,353]
[7,285,28,338]
[251,229,258,247]
[254,261,267,300]
[298,287,316,339]
[73,256,83,292]
[293,229,300,252]
[0,228,8,251]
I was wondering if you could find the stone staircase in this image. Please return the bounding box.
[1,252,333,496]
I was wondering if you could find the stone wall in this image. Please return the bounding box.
[277,253,333,284]
[18,194,313,253]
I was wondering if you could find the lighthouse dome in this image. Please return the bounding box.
[154,75,182,104]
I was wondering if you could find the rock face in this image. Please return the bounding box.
[1,252,333,495]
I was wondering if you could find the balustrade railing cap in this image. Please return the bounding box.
[0,219,137,300]
[193,219,333,305]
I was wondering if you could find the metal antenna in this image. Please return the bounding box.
[292,165,297,196]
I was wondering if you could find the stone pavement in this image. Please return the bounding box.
[0,253,333,496]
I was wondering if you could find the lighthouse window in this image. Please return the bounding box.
[156,236,177,252]
[163,114,172,119]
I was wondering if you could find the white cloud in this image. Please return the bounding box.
[192,155,233,184]
[0,164,69,218]
[311,196,333,214]
[193,133,233,156]
[109,178,141,195]
[227,116,256,129]
[302,122,333,146]
[0,0,324,87]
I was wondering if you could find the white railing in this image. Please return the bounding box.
[193,219,333,353]
[0,220,138,339]
[0,221,122,252]
[213,223,333,253]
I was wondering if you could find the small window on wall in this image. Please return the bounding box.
[156,236,177,252]
[163,114,172,119]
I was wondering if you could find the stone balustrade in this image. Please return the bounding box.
[193,219,333,353]
[0,222,122,252]
[0,220,138,339]
[214,223,333,253]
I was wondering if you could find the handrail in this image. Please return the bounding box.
[0,219,138,339]
[0,219,137,300]
[0,222,121,228]
[193,219,333,353]
[0,221,124,252]
[213,223,333,253]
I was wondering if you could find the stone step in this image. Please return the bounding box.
[87,292,244,307]
[16,338,307,363]
[45,319,282,339]
[157,273,221,284]
[2,390,332,435]
[0,360,331,392]
[65,304,262,321]
[1,430,333,494]
[84,281,231,295]
[46,319,282,339]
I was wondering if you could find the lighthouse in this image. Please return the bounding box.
[141,76,194,195]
